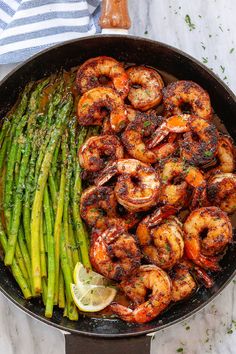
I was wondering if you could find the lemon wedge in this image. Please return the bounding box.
[71,262,117,312]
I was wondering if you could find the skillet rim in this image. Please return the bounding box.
[0,34,236,338]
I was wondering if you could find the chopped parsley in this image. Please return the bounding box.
[230,48,235,54]
[185,15,196,31]
[176,348,184,353]
[143,121,151,128]
[204,150,213,157]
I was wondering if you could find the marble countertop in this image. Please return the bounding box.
[1,1,236,353]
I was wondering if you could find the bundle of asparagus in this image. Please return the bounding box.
[0,73,91,320]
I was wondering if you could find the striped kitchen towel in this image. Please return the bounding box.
[0,0,102,64]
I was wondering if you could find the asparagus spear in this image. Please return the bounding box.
[72,127,91,268]
[60,227,78,320]
[4,137,31,265]
[43,184,55,318]
[62,131,74,273]
[31,96,73,294]
[53,135,67,304]
[0,221,31,299]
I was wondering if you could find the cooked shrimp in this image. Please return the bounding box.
[122,112,177,163]
[205,136,235,174]
[184,207,232,271]
[77,87,127,132]
[101,106,139,134]
[80,186,139,231]
[80,186,118,229]
[109,265,171,323]
[126,66,164,111]
[216,136,235,172]
[136,210,184,269]
[160,158,206,208]
[78,135,124,172]
[171,265,196,302]
[171,258,214,301]
[207,173,236,213]
[149,114,218,167]
[89,226,141,281]
[163,80,212,120]
[95,159,160,212]
[76,56,129,99]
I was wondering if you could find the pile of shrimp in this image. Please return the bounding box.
[76,56,236,324]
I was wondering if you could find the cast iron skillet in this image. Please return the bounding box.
[0,1,236,353]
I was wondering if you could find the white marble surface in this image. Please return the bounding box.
[1,0,236,353]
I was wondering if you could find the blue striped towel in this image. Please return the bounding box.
[0,0,102,64]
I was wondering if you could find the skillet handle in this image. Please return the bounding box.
[65,333,151,354]
[99,0,131,33]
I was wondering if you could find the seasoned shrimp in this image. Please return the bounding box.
[122,112,177,163]
[80,186,118,229]
[184,207,232,271]
[207,173,236,213]
[149,114,218,167]
[126,66,164,111]
[77,87,127,132]
[89,226,141,281]
[79,135,124,172]
[205,136,235,174]
[76,56,129,99]
[171,258,214,302]
[80,186,139,231]
[109,265,171,323]
[216,136,235,172]
[136,208,184,269]
[95,159,160,212]
[163,80,212,120]
[171,265,196,302]
[101,105,139,135]
[160,158,206,208]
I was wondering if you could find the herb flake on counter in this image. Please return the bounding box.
[144,30,148,35]
[202,57,208,64]
[219,25,223,32]
[185,15,196,31]
[176,348,184,353]
[230,48,235,54]
[201,42,206,50]
[185,325,190,330]
[220,65,225,73]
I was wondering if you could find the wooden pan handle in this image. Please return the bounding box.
[99,0,131,30]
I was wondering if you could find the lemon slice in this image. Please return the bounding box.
[71,262,117,312]
[70,284,117,312]
[73,262,109,288]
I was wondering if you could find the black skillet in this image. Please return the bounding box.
[0,1,236,353]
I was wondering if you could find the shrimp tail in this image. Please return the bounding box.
[148,124,169,149]
[198,254,221,272]
[194,266,214,288]
[148,205,178,227]
[109,303,134,322]
[191,186,207,210]
[95,161,118,186]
